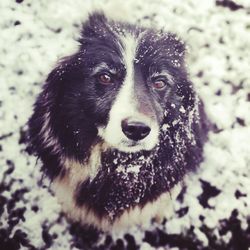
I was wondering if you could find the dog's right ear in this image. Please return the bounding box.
[79,12,110,42]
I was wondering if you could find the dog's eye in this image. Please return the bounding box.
[98,73,112,85]
[152,80,166,90]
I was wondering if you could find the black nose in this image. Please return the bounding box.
[121,119,151,141]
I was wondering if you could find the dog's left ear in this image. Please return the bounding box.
[161,32,186,66]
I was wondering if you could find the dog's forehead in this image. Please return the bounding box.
[113,24,185,71]
[82,16,185,74]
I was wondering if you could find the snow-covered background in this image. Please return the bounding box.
[1,0,250,249]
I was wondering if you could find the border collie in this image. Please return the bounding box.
[28,12,210,231]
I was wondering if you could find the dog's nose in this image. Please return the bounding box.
[121,119,151,141]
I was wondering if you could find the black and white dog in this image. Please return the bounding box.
[28,12,210,230]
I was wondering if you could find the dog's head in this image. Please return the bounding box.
[30,12,195,164]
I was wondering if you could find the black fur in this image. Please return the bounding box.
[28,12,210,223]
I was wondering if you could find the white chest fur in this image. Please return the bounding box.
[52,144,181,231]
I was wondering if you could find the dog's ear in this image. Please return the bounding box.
[79,12,111,42]
[161,32,186,65]
[27,53,80,180]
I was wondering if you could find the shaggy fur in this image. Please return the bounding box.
[28,12,210,230]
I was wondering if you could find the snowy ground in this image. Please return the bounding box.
[1,0,250,249]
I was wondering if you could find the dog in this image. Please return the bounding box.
[28,12,210,231]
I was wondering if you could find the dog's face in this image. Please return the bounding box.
[45,13,189,159]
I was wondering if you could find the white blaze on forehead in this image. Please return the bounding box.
[108,35,138,124]
[98,34,159,152]
[112,34,138,115]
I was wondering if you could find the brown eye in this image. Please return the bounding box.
[98,73,112,85]
[152,80,166,90]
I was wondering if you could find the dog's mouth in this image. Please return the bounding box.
[107,138,158,153]
[122,140,138,147]
[119,140,143,152]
